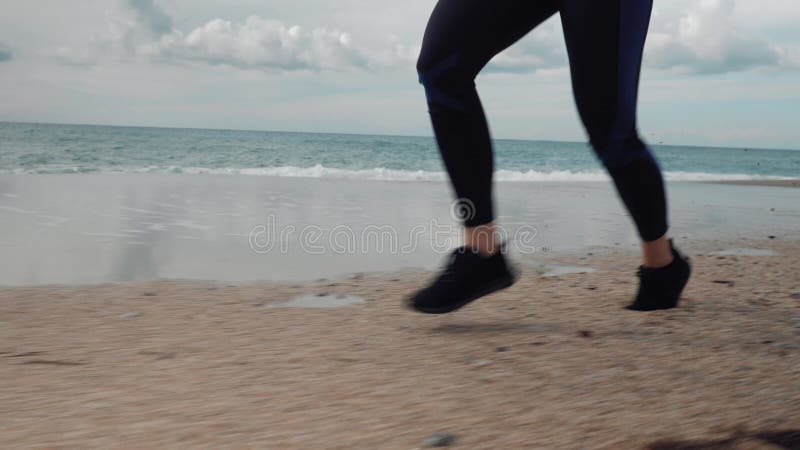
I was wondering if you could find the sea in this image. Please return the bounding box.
[1,121,798,181]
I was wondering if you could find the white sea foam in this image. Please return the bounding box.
[176,165,800,182]
[186,165,448,181]
[2,164,797,182]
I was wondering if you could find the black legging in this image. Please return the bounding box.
[416,0,667,242]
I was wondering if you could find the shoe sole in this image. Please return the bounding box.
[407,272,517,314]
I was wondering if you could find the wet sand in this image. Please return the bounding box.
[2,237,799,448]
[2,174,800,285]
[706,179,800,188]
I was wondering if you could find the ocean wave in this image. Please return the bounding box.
[2,164,797,182]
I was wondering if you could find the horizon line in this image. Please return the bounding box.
[1,120,797,152]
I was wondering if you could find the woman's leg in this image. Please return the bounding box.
[559,0,691,310]
[409,0,559,314]
[559,0,671,265]
[416,0,558,254]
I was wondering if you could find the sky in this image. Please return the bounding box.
[0,0,798,149]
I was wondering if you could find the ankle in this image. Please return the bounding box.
[464,222,500,256]
[642,253,673,269]
[464,223,498,256]
[641,235,673,268]
[463,239,499,257]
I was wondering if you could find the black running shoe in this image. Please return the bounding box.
[627,239,691,311]
[407,245,516,314]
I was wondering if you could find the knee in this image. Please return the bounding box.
[416,52,470,111]
[415,54,434,83]
[416,52,456,87]
[415,57,434,93]
[590,129,653,169]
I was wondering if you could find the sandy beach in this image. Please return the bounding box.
[2,236,799,448]
[2,173,799,448]
[3,0,800,446]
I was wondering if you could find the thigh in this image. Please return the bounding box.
[417,0,559,77]
[559,0,653,154]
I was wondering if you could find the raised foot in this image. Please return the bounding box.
[407,246,516,314]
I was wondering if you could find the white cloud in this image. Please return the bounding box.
[50,0,798,75]
[645,0,790,74]
[127,0,173,36]
[482,0,799,75]
[486,20,566,73]
[486,0,799,75]
[155,17,371,71]
[52,0,413,72]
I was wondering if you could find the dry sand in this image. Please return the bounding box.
[1,238,799,449]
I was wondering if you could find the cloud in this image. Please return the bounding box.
[155,17,370,71]
[53,0,399,72]
[480,0,797,75]
[126,0,172,36]
[0,44,11,62]
[645,0,788,74]
[485,21,566,73]
[51,0,797,75]
[444,0,794,75]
